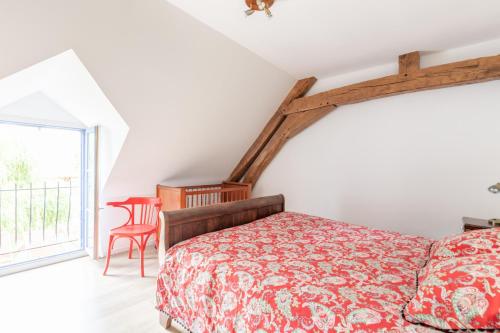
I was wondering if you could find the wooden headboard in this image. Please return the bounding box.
[158,195,284,265]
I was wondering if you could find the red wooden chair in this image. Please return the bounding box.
[103,197,162,277]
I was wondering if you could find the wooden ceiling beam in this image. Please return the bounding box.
[399,51,420,74]
[229,51,500,188]
[227,77,317,182]
[284,53,500,115]
[243,105,335,186]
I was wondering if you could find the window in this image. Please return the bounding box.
[0,121,94,273]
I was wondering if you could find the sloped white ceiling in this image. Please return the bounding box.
[0,92,84,128]
[165,0,500,78]
[0,0,293,198]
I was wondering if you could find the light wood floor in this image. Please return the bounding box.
[0,248,184,333]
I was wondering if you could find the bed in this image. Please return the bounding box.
[156,195,436,332]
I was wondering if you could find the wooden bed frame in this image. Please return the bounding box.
[157,194,285,330]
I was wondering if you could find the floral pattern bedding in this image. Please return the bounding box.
[156,212,435,332]
[404,254,500,330]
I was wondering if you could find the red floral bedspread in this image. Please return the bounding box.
[156,212,435,332]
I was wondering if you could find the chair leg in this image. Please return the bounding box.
[139,235,145,277]
[128,239,134,259]
[103,235,115,276]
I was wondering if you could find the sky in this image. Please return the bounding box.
[0,122,82,184]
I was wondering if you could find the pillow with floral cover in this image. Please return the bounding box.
[404,254,500,330]
[430,228,499,261]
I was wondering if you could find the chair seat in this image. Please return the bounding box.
[110,224,156,236]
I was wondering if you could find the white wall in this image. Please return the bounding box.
[254,39,500,239]
[0,0,294,254]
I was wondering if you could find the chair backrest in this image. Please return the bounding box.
[107,197,162,227]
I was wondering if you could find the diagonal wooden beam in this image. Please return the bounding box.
[243,105,335,186]
[285,53,500,114]
[227,77,317,182]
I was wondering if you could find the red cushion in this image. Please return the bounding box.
[404,254,500,330]
[430,228,499,260]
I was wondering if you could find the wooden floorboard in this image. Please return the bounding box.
[0,248,185,333]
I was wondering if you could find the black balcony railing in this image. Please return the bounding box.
[0,180,81,255]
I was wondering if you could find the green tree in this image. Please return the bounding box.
[6,156,33,184]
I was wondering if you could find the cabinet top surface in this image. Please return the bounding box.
[462,217,495,228]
